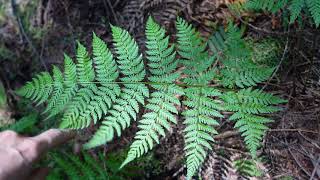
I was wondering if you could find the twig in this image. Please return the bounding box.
[262,29,290,90]
[214,130,239,140]
[268,128,320,134]
[309,156,320,180]
[103,0,119,25]
[288,148,311,177]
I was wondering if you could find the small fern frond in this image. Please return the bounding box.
[176,17,208,77]
[245,0,288,13]
[245,0,320,26]
[49,152,108,180]
[1,114,38,133]
[122,17,183,167]
[177,17,223,179]
[84,25,149,149]
[289,0,305,23]
[306,0,320,27]
[16,72,53,106]
[221,88,284,156]
[46,54,78,119]
[59,42,97,128]
[218,24,274,88]
[183,87,223,178]
[234,158,263,177]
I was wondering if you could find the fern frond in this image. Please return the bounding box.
[46,54,78,119]
[84,25,149,149]
[1,114,38,133]
[245,0,288,13]
[122,17,183,167]
[183,87,223,178]
[306,0,320,27]
[58,42,97,128]
[289,0,305,23]
[177,17,223,179]
[221,88,284,156]
[218,24,274,88]
[16,72,53,106]
[60,34,120,129]
[50,152,108,180]
[17,16,287,178]
[234,158,263,177]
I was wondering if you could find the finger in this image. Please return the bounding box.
[31,129,75,153]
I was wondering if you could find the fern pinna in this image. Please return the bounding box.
[17,16,285,178]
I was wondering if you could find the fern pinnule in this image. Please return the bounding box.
[84,25,149,149]
[122,17,183,167]
[182,87,223,179]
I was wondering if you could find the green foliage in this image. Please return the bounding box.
[47,152,106,180]
[17,16,285,179]
[47,150,148,180]
[84,25,149,149]
[234,158,263,177]
[121,17,183,167]
[0,81,6,108]
[176,17,223,178]
[245,0,320,27]
[221,88,285,156]
[1,114,38,133]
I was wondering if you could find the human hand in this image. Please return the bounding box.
[0,129,75,180]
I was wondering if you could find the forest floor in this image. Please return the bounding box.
[0,0,320,179]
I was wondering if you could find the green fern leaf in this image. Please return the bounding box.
[60,34,120,129]
[84,25,149,149]
[46,54,78,119]
[16,72,53,106]
[306,0,320,27]
[221,88,284,156]
[289,0,305,23]
[176,17,223,179]
[50,152,108,180]
[122,17,183,167]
